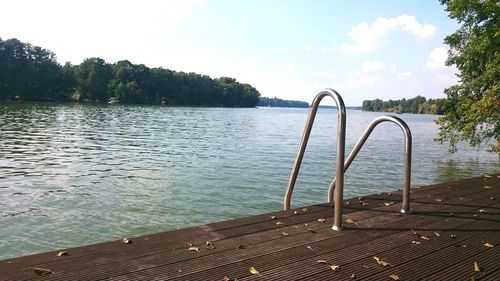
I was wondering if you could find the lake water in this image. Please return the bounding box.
[0,103,498,259]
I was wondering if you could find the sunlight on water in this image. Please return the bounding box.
[0,103,498,259]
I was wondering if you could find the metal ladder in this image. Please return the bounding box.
[284,89,413,230]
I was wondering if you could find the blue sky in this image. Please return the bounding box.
[1,0,459,105]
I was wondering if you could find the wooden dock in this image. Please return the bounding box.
[1,174,499,280]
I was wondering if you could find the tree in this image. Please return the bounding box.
[436,0,499,154]
[75,57,113,102]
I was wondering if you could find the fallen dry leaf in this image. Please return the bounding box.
[281,232,289,236]
[435,199,444,202]
[236,244,245,249]
[249,266,261,276]
[484,174,492,178]
[483,186,492,189]
[122,237,132,244]
[411,230,430,240]
[359,201,369,206]
[276,221,284,225]
[188,246,200,252]
[294,211,300,215]
[389,274,400,280]
[450,234,457,239]
[479,209,486,213]
[187,241,194,247]
[205,241,215,249]
[33,267,53,276]
[434,232,441,237]
[307,228,317,233]
[412,241,421,245]
[57,251,68,257]
[490,196,495,200]
[270,215,277,220]
[384,202,395,206]
[306,245,313,251]
[223,276,231,281]
[373,256,391,267]
[330,265,340,271]
[350,273,356,279]
[346,218,356,224]
[317,260,329,264]
[474,261,482,273]
[318,218,326,223]
[483,242,494,248]
[302,208,310,213]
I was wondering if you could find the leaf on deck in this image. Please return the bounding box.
[474,261,482,273]
[384,202,395,206]
[249,266,261,276]
[317,260,329,264]
[318,218,326,223]
[33,267,54,276]
[389,274,401,280]
[483,242,494,248]
[346,218,357,225]
[188,246,200,252]
[205,241,215,249]
[57,251,68,257]
[122,237,132,244]
[373,256,391,267]
[330,265,340,271]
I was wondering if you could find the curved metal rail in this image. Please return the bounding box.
[327,115,413,213]
[283,88,346,230]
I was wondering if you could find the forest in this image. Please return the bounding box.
[0,38,260,107]
[362,96,447,115]
[258,97,309,108]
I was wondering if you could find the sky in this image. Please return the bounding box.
[1,0,460,105]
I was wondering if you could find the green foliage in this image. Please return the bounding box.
[0,38,261,107]
[258,97,309,108]
[362,96,446,115]
[436,0,499,154]
[0,38,73,101]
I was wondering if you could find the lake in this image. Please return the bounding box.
[0,103,498,259]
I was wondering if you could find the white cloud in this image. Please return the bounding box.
[339,14,436,54]
[361,60,385,72]
[340,71,381,90]
[320,47,337,53]
[303,44,313,52]
[397,71,412,79]
[426,46,449,69]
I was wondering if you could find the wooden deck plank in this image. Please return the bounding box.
[0,174,498,281]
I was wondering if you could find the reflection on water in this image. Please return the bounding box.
[0,103,498,259]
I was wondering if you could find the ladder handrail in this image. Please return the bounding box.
[327,115,413,213]
[283,88,346,230]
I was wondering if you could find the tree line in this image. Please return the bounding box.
[0,38,260,107]
[258,97,309,108]
[362,96,446,115]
